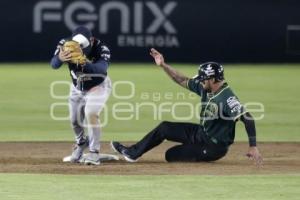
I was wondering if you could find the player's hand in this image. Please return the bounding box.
[58,46,72,62]
[150,48,165,67]
[246,146,263,167]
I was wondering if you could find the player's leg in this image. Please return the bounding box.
[112,121,200,161]
[165,143,228,162]
[84,77,111,164]
[64,85,88,162]
[69,84,86,144]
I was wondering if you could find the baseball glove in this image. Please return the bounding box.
[63,40,87,65]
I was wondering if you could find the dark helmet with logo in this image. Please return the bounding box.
[196,62,224,82]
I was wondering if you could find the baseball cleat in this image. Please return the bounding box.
[110,141,138,162]
[63,139,89,163]
[83,152,101,165]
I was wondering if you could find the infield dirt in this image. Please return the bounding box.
[0,142,299,175]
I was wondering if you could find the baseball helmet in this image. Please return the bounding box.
[195,62,224,82]
[71,26,93,55]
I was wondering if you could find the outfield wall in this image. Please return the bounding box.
[1,0,300,62]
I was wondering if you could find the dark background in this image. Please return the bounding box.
[1,0,300,63]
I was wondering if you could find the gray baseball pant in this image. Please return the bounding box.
[69,76,111,152]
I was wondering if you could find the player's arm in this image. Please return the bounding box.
[83,60,108,74]
[150,48,189,88]
[50,40,71,69]
[83,45,110,74]
[240,112,263,166]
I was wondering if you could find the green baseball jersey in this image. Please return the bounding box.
[187,79,247,146]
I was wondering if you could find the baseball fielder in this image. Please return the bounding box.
[111,48,263,165]
[50,26,115,165]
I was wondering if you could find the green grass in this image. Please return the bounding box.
[0,174,299,200]
[0,63,299,141]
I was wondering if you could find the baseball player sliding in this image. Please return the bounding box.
[111,48,263,165]
[50,26,117,165]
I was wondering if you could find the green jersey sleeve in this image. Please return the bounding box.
[223,96,247,121]
[186,78,203,96]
